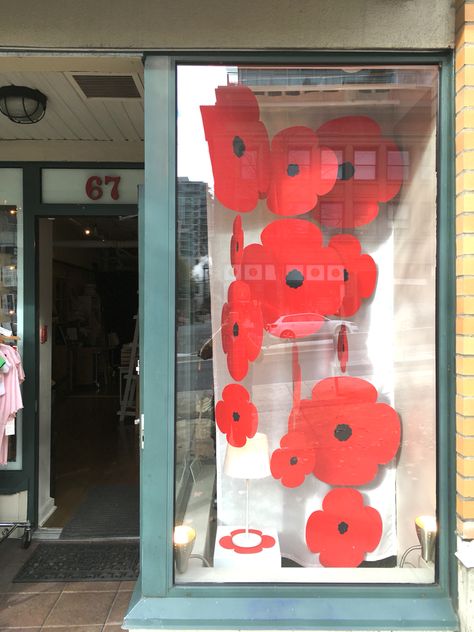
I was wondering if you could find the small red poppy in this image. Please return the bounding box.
[314,116,404,228]
[215,383,258,448]
[230,215,244,275]
[270,432,316,488]
[267,126,338,216]
[221,280,263,381]
[337,324,348,373]
[328,233,377,317]
[306,488,382,567]
[297,376,401,486]
[219,528,276,554]
[201,85,271,212]
[240,219,345,336]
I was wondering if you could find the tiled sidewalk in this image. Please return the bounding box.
[0,539,132,631]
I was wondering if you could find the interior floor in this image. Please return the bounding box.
[44,390,139,529]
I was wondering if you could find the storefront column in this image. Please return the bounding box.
[456,2,474,630]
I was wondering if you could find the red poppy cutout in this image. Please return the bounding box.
[337,324,348,373]
[328,233,377,317]
[230,215,244,275]
[314,116,404,228]
[219,528,276,554]
[240,219,345,336]
[270,432,316,488]
[215,383,258,448]
[306,488,382,567]
[201,85,270,212]
[296,376,401,485]
[221,280,263,381]
[266,126,338,216]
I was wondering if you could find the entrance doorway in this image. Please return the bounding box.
[37,214,139,538]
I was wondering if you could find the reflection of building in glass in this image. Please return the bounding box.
[177,177,209,266]
[0,207,18,332]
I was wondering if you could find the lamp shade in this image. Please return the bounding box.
[0,85,47,124]
[224,432,270,479]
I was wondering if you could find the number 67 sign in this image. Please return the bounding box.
[41,169,144,204]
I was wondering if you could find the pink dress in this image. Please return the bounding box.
[0,344,25,464]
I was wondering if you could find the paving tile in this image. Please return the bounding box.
[103,626,125,632]
[63,580,120,592]
[0,628,41,632]
[106,590,133,624]
[42,626,103,632]
[43,591,116,626]
[119,579,136,591]
[5,580,66,593]
[0,591,60,627]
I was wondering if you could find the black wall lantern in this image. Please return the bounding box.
[0,85,47,124]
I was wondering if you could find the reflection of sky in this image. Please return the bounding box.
[177,66,229,187]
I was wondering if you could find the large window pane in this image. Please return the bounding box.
[174,66,438,583]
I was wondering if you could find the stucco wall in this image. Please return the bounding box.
[0,0,454,51]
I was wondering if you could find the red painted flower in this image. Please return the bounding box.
[337,324,348,373]
[306,488,382,567]
[328,233,377,317]
[215,383,258,448]
[297,376,401,485]
[270,432,316,488]
[267,126,338,216]
[240,219,345,336]
[314,116,404,228]
[219,528,276,554]
[230,215,244,275]
[221,280,263,381]
[201,85,271,212]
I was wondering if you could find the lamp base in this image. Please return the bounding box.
[232,531,262,547]
[214,526,281,568]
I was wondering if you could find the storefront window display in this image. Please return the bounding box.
[174,65,439,584]
[0,169,23,469]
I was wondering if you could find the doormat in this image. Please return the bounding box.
[60,484,139,539]
[13,542,139,582]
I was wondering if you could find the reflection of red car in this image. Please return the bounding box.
[266,313,357,340]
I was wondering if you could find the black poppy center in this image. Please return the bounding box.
[344,268,349,282]
[290,456,298,466]
[286,269,305,289]
[334,423,352,442]
[337,161,355,181]
[235,242,239,252]
[233,136,246,158]
[232,411,240,422]
[338,521,349,535]
[287,163,300,177]
[232,322,239,337]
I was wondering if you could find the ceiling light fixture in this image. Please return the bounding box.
[0,85,47,124]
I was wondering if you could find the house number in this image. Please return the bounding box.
[85,175,121,201]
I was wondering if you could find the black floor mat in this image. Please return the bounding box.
[60,484,139,539]
[14,541,139,582]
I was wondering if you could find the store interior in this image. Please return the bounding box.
[41,215,139,536]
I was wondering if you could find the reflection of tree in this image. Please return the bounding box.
[177,255,195,324]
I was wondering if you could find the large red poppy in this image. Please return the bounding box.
[230,215,244,276]
[306,488,382,567]
[296,376,401,486]
[328,233,377,317]
[240,219,345,336]
[215,383,258,448]
[221,280,263,381]
[201,85,270,212]
[266,126,338,216]
[314,116,404,228]
[270,432,316,488]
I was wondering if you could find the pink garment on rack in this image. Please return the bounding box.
[0,344,24,464]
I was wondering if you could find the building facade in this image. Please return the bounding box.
[0,1,472,630]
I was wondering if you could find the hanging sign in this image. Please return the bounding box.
[41,169,144,204]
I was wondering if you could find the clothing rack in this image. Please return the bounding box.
[117,315,139,423]
[0,333,31,548]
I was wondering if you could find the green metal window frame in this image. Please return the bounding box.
[125,52,457,630]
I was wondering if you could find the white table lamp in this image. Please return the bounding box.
[223,432,270,546]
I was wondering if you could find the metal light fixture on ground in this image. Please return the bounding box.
[0,85,47,124]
